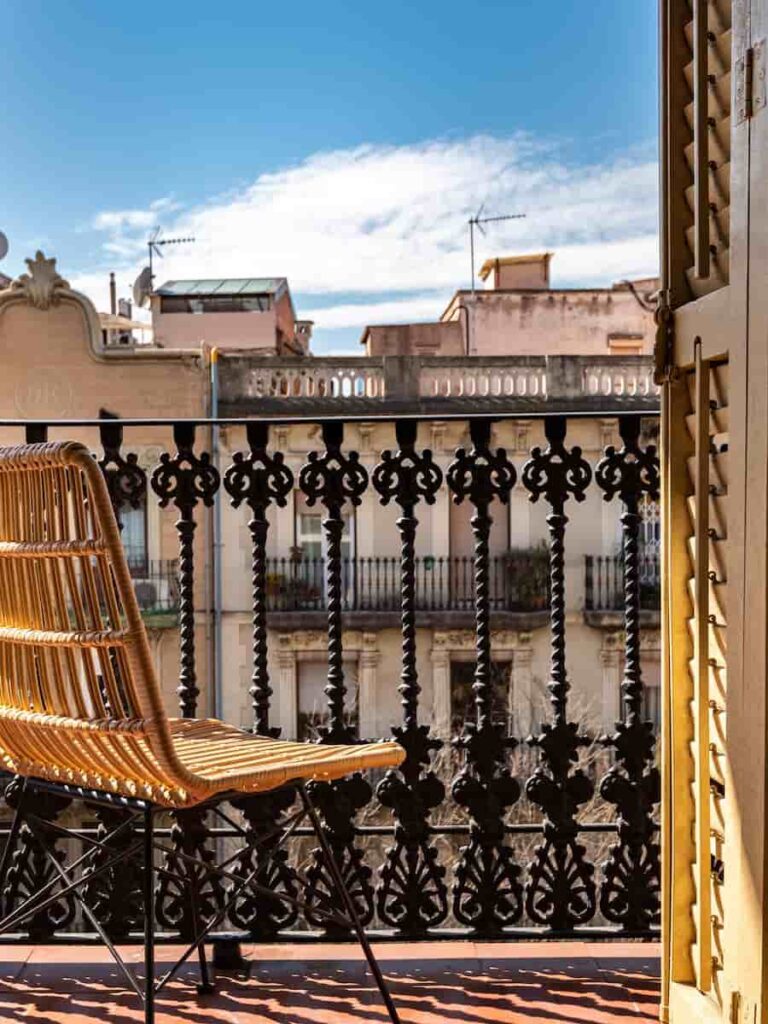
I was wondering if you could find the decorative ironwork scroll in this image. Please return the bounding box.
[228,788,300,937]
[299,422,373,932]
[82,804,143,940]
[2,780,75,939]
[373,420,448,934]
[595,415,661,929]
[151,423,219,719]
[97,418,147,528]
[447,419,523,933]
[154,805,225,940]
[223,422,299,937]
[521,416,596,929]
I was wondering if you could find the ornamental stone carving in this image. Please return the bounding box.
[11,251,70,310]
[432,629,524,651]
[276,630,367,652]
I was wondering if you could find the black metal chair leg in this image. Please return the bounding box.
[298,785,401,1024]
[144,806,155,1024]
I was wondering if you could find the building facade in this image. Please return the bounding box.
[0,250,660,748]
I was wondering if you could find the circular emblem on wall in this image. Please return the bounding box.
[14,369,75,418]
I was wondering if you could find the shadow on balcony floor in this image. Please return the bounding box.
[0,940,660,1023]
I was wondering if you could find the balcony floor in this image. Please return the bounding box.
[0,939,660,1023]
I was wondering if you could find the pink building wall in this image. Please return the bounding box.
[443,286,656,357]
[152,307,281,351]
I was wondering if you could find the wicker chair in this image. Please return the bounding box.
[0,442,404,1023]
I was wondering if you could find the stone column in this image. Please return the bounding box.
[431,646,452,738]
[357,633,380,739]
[600,632,623,731]
[276,637,298,739]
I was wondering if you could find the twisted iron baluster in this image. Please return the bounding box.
[372,420,448,935]
[223,421,293,734]
[222,422,300,937]
[298,421,372,934]
[521,416,596,930]
[150,424,223,938]
[447,418,523,934]
[595,415,661,929]
[151,423,219,718]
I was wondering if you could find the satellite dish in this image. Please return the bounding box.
[132,266,152,308]
[0,232,8,262]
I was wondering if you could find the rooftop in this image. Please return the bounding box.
[155,277,287,297]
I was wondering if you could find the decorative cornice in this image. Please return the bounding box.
[276,629,368,651]
[433,629,524,650]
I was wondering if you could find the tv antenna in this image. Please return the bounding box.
[468,206,526,292]
[147,227,195,290]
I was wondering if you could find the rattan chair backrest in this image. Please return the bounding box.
[0,443,176,773]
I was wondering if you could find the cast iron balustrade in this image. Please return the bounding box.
[584,553,661,614]
[0,411,661,946]
[264,554,551,614]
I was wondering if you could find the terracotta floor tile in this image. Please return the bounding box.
[0,942,661,1024]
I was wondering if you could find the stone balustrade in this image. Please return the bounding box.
[219,353,659,416]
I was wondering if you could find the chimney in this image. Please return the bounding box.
[109,272,117,315]
[479,253,552,291]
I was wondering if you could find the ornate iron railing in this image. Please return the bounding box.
[265,553,551,613]
[585,553,661,613]
[0,412,660,945]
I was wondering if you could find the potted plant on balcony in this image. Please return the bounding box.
[504,543,550,612]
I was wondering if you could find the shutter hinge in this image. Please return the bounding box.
[653,291,677,385]
[735,40,766,124]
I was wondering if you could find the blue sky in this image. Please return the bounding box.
[1,1,659,351]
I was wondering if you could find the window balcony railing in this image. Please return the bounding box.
[265,553,551,613]
[127,558,180,619]
[0,410,661,949]
[584,553,661,614]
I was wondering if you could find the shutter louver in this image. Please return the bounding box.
[683,356,728,1000]
[674,0,733,299]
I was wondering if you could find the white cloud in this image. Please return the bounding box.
[73,135,659,337]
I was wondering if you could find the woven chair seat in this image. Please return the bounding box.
[169,719,401,791]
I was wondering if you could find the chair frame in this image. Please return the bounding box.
[0,773,401,1024]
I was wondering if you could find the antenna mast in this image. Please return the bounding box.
[147,228,196,290]
[468,209,526,292]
